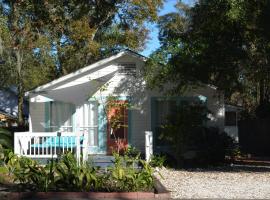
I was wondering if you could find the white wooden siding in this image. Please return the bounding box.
[30,102,45,132]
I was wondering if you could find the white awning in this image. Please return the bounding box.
[30,69,117,106]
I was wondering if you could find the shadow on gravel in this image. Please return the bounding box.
[174,164,270,173]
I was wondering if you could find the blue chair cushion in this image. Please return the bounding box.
[31,136,84,148]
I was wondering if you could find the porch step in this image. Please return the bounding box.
[89,155,115,168]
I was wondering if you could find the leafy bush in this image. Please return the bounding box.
[55,152,99,191]
[101,153,154,192]
[4,152,155,192]
[124,145,141,158]
[184,127,234,167]
[4,151,55,191]
[0,145,4,165]
[0,128,13,150]
[149,154,166,168]
[159,103,208,167]
[159,103,234,167]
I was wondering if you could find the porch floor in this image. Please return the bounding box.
[90,155,115,168]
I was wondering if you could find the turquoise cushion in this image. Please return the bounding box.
[31,136,84,148]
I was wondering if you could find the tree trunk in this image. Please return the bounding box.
[15,50,24,127]
[17,84,24,127]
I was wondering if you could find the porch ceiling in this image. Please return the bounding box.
[31,71,116,106]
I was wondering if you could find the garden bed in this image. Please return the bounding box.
[0,178,170,200]
[1,151,170,199]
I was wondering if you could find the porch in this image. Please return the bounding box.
[14,130,153,164]
[14,131,89,164]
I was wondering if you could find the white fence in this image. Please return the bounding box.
[14,131,89,164]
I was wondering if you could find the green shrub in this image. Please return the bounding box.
[103,152,154,192]
[4,152,155,192]
[4,151,55,191]
[55,152,99,191]
[149,154,166,168]
[159,103,234,167]
[124,146,141,158]
[185,127,234,167]
[0,145,4,165]
[0,128,13,150]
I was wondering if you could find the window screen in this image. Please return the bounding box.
[118,63,136,75]
[50,102,75,132]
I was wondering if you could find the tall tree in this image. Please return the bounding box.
[146,0,270,117]
[0,1,55,126]
[33,0,163,75]
[0,0,163,126]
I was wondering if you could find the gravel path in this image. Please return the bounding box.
[158,167,270,199]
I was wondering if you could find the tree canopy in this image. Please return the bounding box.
[146,0,270,117]
[0,0,163,125]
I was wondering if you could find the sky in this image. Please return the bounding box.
[141,0,195,57]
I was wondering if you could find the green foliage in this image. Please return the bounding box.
[4,152,155,192]
[124,146,141,158]
[4,152,99,192]
[55,152,99,191]
[0,0,163,125]
[0,144,4,165]
[6,0,164,76]
[159,103,234,167]
[146,0,270,116]
[103,152,154,192]
[185,127,234,167]
[149,154,166,168]
[0,128,13,150]
[5,152,53,191]
[229,144,242,159]
[159,103,207,166]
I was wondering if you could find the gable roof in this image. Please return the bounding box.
[26,49,147,96]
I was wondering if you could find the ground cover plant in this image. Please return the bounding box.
[4,151,155,192]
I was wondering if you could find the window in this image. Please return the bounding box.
[50,102,75,132]
[118,63,136,75]
[156,100,177,126]
[155,99,177,146]
[154,98,207,146]
[225,111,237,126]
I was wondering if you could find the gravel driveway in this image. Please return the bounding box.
[158,166,270,199]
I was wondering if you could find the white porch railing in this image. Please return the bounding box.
[14,131,89,164]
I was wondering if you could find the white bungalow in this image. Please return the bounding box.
[14,50,227,162]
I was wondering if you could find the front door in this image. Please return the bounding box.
[107,100,128,155]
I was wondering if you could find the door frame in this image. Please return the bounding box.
[106,100,129,155]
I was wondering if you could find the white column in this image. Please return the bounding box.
[75,106,81,165]
[82,132,89,163]
[145,131,153,161]
[29,113,33,132]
